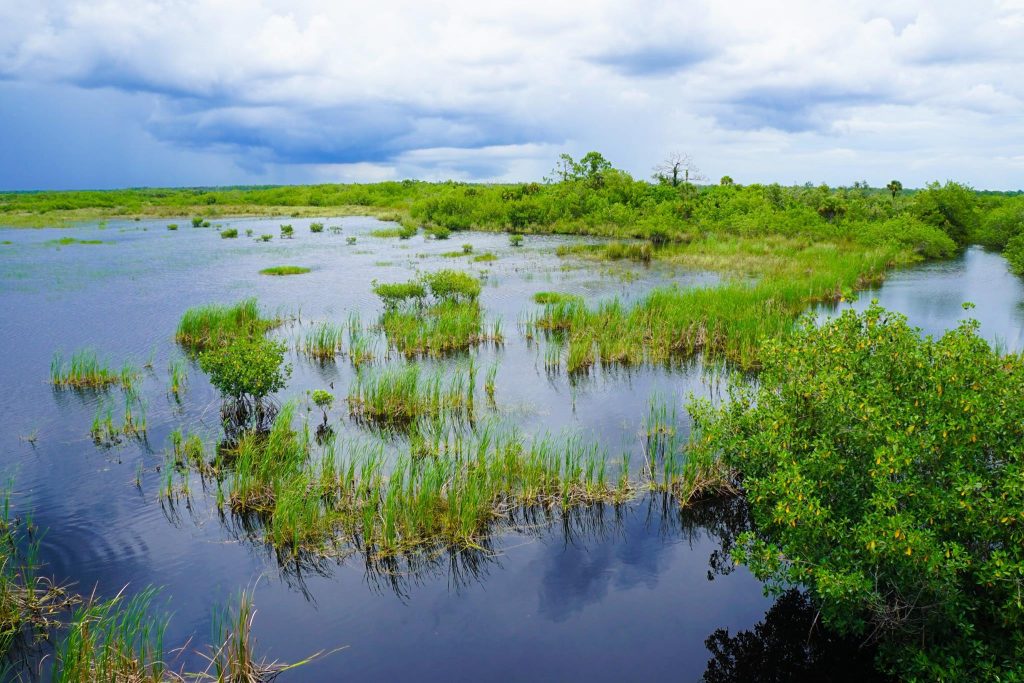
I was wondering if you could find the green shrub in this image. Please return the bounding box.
[191,216,203,227]
[911,181,978,247]
[372,281,427,308]
[1004,233,1024,275]
[975,200,1024,250]
[167,224,178,231]
[422,269,481,301]
[509,234,524,247]
[221,228,239,239]
[689,303,1024,679]
[199,335,291,403]
[279,224,294,238]
[309,222,324,233]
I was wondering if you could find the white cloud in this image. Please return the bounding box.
[0,0,1021,189]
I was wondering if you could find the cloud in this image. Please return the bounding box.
[0,0,1021,189]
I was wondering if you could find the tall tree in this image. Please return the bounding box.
[886,179,903,200]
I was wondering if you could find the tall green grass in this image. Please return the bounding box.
[175,298,274,351]
[301,322,344,360]
[347,364,475,426]
[50,350,133,389]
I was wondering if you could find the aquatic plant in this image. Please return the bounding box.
[346,236,357,245]
[47,237,104,246]
[370,227,406,238]
[347,364,476,427]
[259,265,310,276]
[279,224,294,238]
[346,313,375,367]
[168,358,187,397]
[166,224,178,231]
[472,252,497,262]
[484,363,498,401]
[301,322,344,360]
[191,216,204,227]
[245,228,253,237]
[200,335,290,405]
[50,349,121,389]
[175,298,274,351]
[532,291,582,305]
[509,233,524,247]
[220,228,239,239]
[259,233,273,242]
[461,243,473,254]
[309,221,324,233]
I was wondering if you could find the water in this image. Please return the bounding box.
[0,219,1020,680]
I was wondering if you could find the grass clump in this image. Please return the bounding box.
[258,233,273,242]
[220,228,238,239]
[50,350,133,389]
[166,224,178,231]
[422,269,481,301]
[532,291,582,305]
[347,364,476,427]
[301,322,344,360]
[472,252,497,262]
[372,281,426,308]
[309,221,324,233]
[175,298,275,351]
[259,265,310,276]
[556,240,653,262]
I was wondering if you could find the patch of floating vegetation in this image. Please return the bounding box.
[166,224,178,230]
[373,270,502,357]
[347,363,477,428]
[259,265,310,276]
[175,298,277,352]
[46,237,105,246]
[50,350,137,390]
[472,252,497,262]
[220,227,239,238]
[532,291,583,305]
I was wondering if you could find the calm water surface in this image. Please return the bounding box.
[0,219,1020,681]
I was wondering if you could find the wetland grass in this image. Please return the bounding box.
[175,298,275,351]
[166,224,178,231]
[220,228,239,239]
[168,358,187,397]
[532,291,582,305]
[259,265,310,276]
[47,237,104,247]
[346,364,476,426]
[301,322,344,360]
[50,350,126,389]
[309,221,324,233]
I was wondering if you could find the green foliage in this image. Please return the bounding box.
[166,223,178,230]
[259,233,272,242]
[372,280,427,308]
[175,298,274,351]
[310,389,334,410]
[911,181,978,247]
[1004,233,1024,275]
[220,228,238,239]
[309,222,324,233]
[191,216,203,227]
[975,197,1024,250]
[688,304,1024,679]
[533,291,582,305]
[279,224,294,238]
[509,233,524,247]
[199,335,291,402]
[422,269,481,301]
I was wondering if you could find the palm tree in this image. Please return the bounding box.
[886,180,903,201]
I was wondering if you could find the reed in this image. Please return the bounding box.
[168,358,187,397]
[175,298,274,351]
[381,300,501,357]
[347,313,375,367]
[346,364,475,426]
[50,349,120,389]
[301,322,344,360]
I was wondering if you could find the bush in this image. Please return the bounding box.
[199,335,291,403]
[911,181,978,247]
[689,304,1024,679]
[279,224,294,238]
[422,270,481,301]
[221,228,239,239]
[191,216,203,227]
[1004,233,1024,275]
[976,200,1024,250]
[372,281,426,308]
[309,222,324,233]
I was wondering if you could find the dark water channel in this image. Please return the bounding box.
[0,218,1020,681]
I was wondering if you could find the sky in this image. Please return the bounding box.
[1,0,1022,191]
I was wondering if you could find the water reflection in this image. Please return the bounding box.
[702,589,889,682]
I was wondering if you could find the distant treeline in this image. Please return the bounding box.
[3,152,1022,271]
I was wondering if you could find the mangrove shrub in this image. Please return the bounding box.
[689,303,1024,679]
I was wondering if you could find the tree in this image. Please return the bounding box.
[199,335,291,429]
[548,151,614,187]
[653,152,706,187]
[911,181,978,247]
[886,180,903,200]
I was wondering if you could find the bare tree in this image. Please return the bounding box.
[653,152,706,187]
